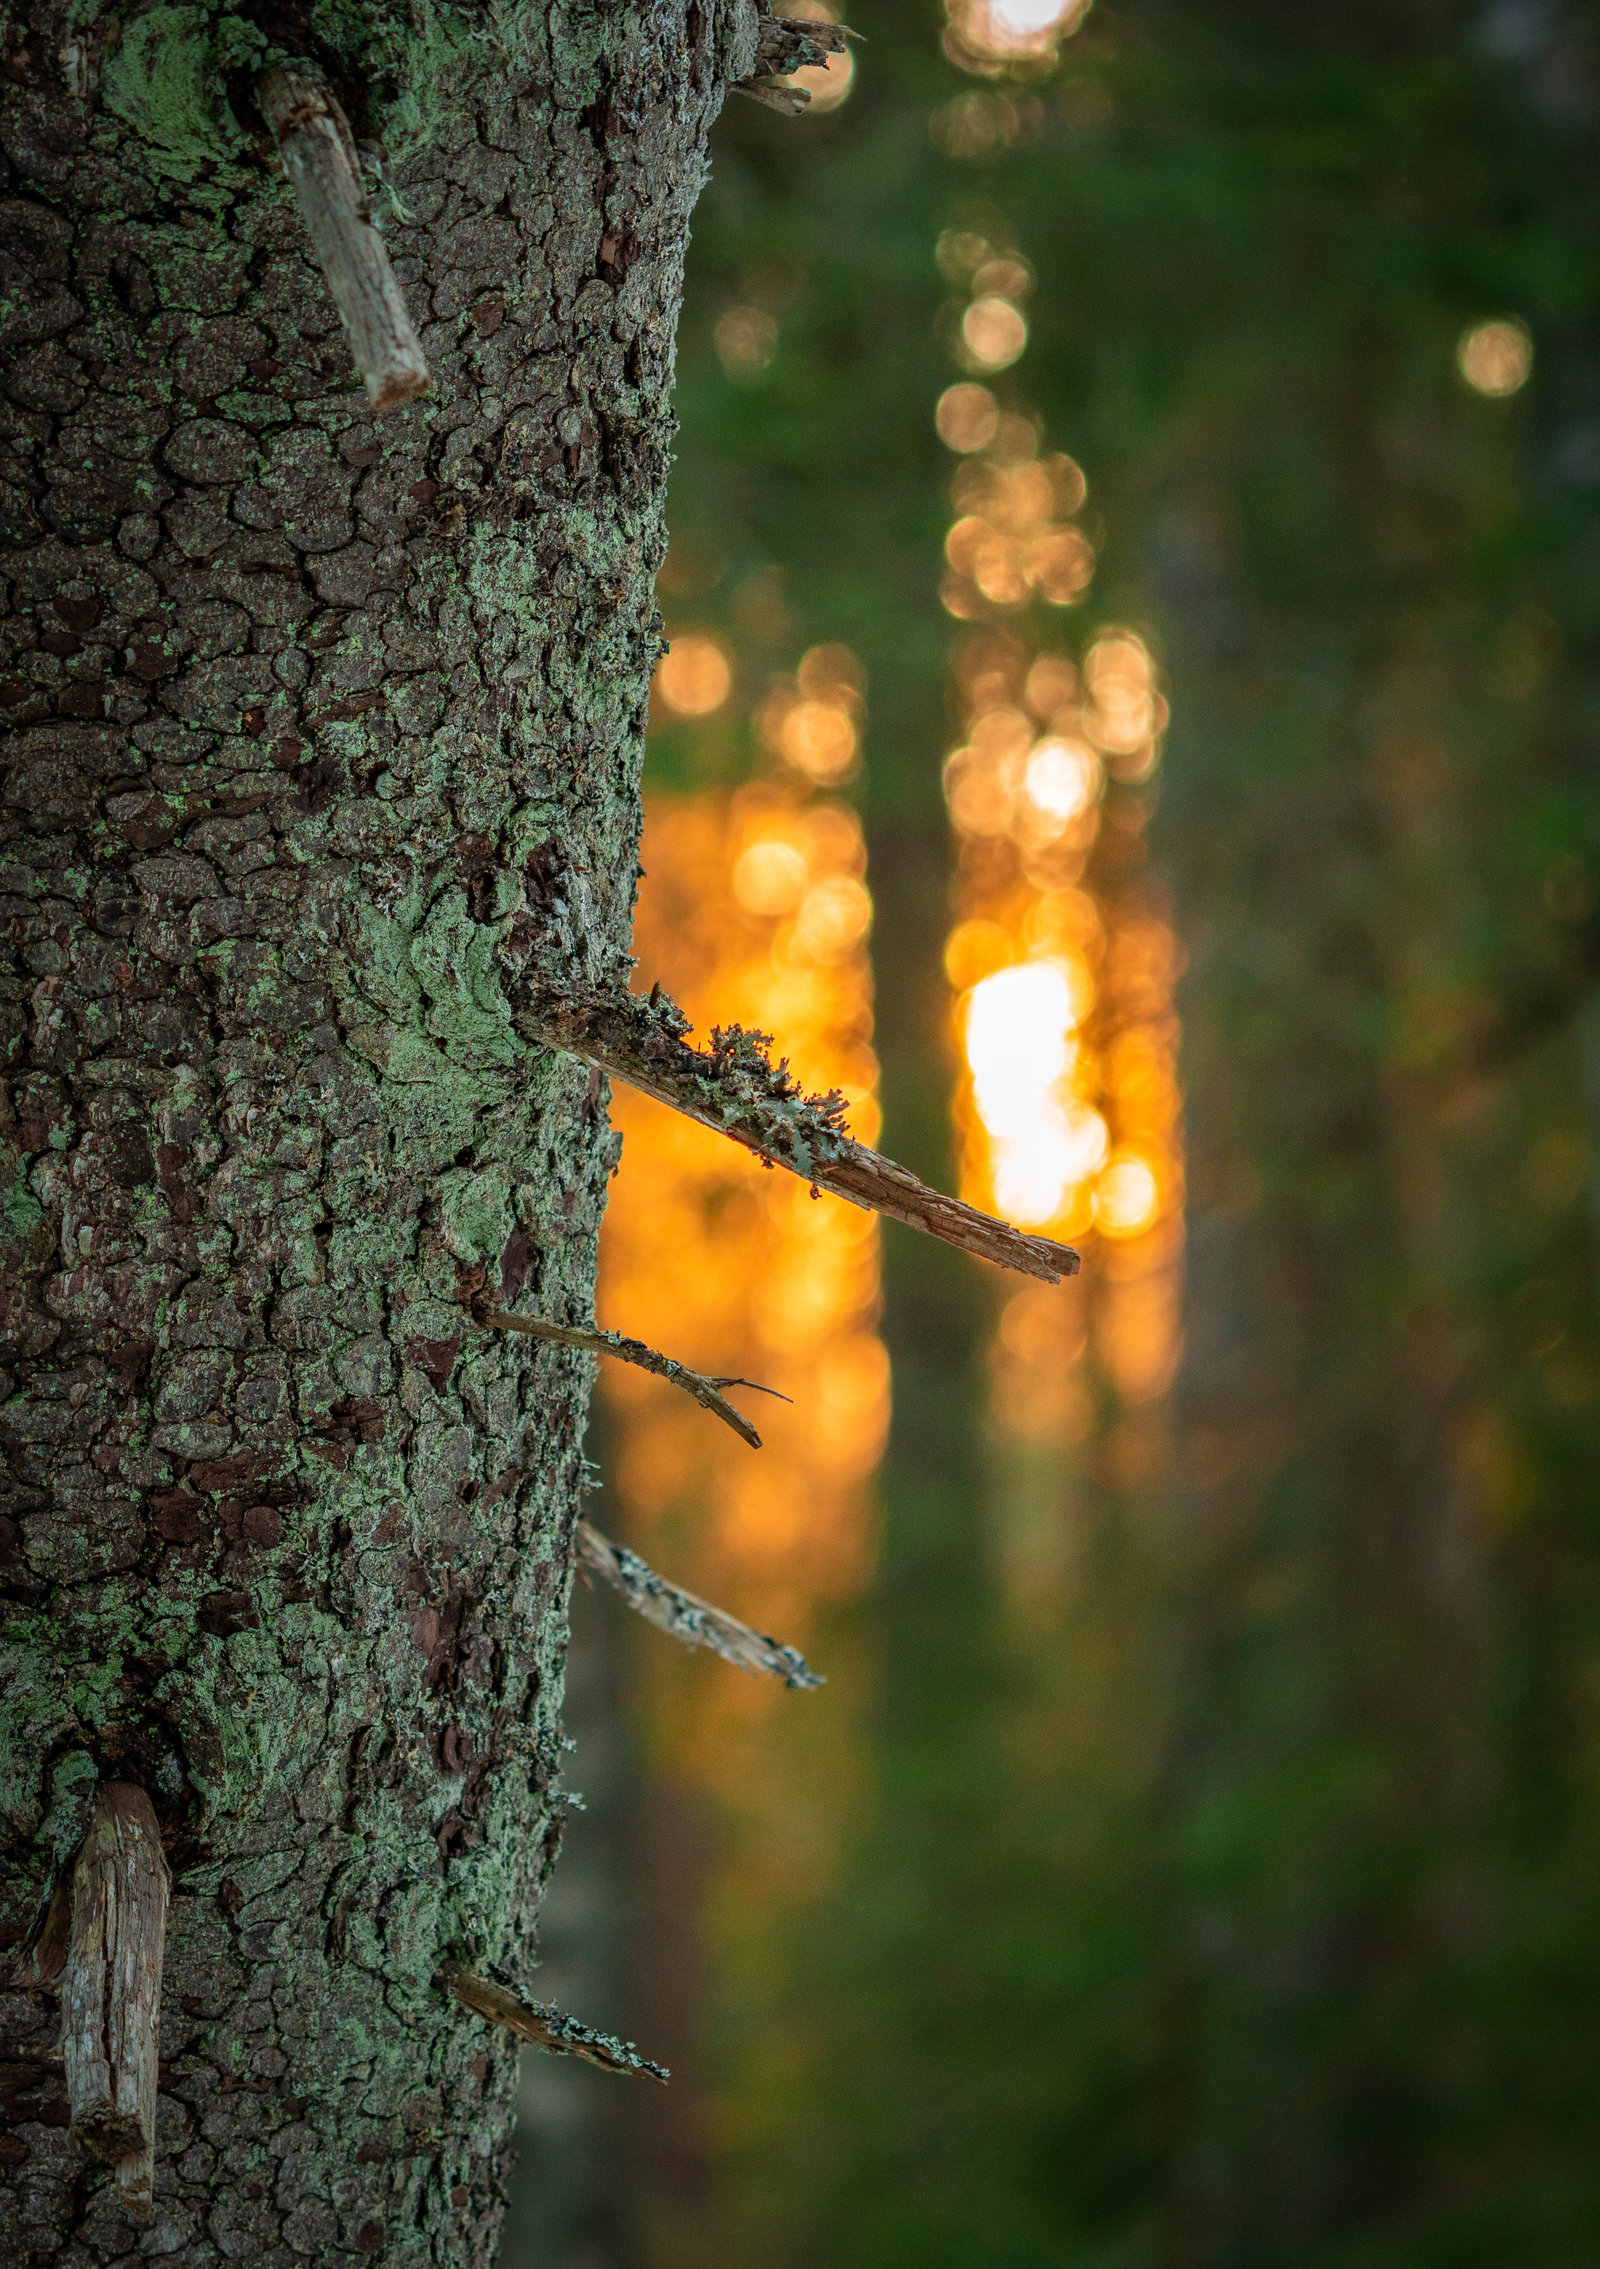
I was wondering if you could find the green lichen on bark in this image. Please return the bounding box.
[100,7,267,184]
[0,0,739,2257]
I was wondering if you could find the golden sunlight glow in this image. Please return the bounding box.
[937,230,995,282]
[943,0,1093,73]
[756,650,866,787]
[1094,1153,1161,1237]
[961,296,1029,372]
[973,254,1034,303]
[1023,737,1101,825]
[600,779,885,1674]
[935,300,1185,1462]
[968,962,1080,1112]
[732,836,810,916]
[655,633,733,717]
[1025,650,1079,718]
[944,918,1012,992]
[793,873,874,962]
[798,643,866,703]
[937,382,1002,453]
[940,434,1094,621]
[963,961,1107,1225]
[1082,632,1168,779]
[989,0,1086,35]
[1458,316,1532,398]
[990,1283,1092,1454]
[781,701,858,783]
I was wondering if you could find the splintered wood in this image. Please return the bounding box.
[732,13,855,113]
[258,66,430,412]
[61,1785,170,2217]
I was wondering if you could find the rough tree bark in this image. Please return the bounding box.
[0,2,766,2259]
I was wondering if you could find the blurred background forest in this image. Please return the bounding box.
[504,2,1600,2264]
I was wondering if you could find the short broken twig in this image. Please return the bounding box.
[575,1518,824,1690]
[478,1308,786,1449]
[61,1785,169,2218]
[258,65,429,412]
[514,975,1079,1284]
[445,1963,668,2082]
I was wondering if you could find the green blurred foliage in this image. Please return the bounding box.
[638,4,1600,2265]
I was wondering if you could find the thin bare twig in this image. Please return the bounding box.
[444,1964,668,2082]
[478,1308,786,1450]
[575,1518,824,1690]
[513,975,1080,1285]
[258,66,429,412]
[61,1785,169,2218]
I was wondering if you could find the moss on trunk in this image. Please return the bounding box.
[0,2,742,2255]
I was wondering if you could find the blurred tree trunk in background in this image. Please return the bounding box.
[1141,6,1600,2253]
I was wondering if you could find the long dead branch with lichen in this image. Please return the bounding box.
[513,974,1080,1285]
[574,1518,824,1690]
[443,1963,668,2082]
[476,1308,786,1450]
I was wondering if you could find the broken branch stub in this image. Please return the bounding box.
[732,12,856,112]
[514,976,1080,1284]
[445,1965,668,2083]
[61,1785,170,2218]
[575,1518,824,1690]
[258,66,429,412]
[477,1307,785,1449]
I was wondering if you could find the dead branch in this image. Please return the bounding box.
[513,974,1080,1284]
[258,66,429,412]
[478,1307,786,1449]
[444,1963,668,2082]
[60,1785,170,2218]
[575,1518,824,1690]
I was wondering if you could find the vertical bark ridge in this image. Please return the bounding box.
[0,3,747,2257]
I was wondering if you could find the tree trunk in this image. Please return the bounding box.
[0,2,755,2257]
